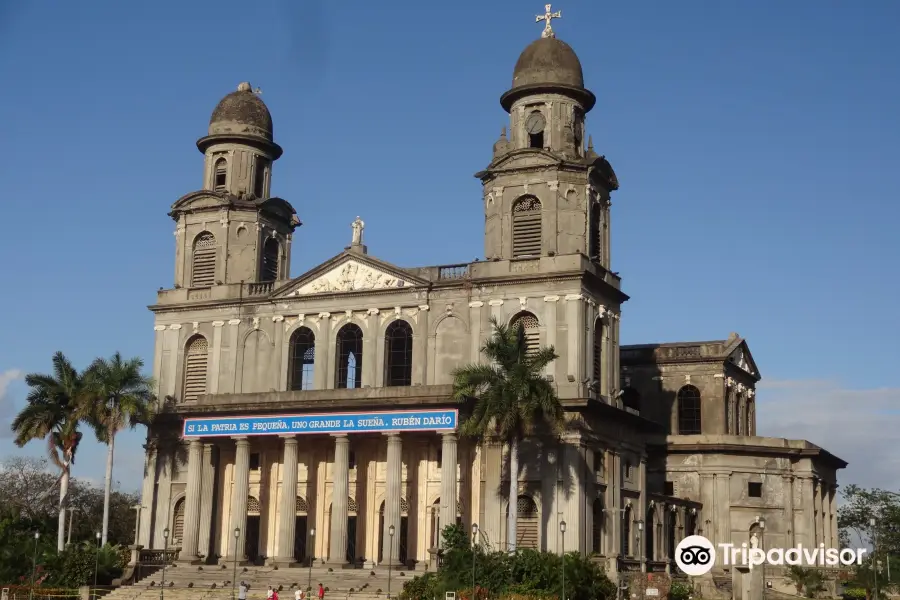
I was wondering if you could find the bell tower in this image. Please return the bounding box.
[476,6,618,267]
[169,82,300,290]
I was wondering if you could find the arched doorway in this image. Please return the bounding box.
[506,495,539,550]
[246,496,261,563]
[428,497,463,550]
[294,496,309,563]
[326,497,359,564]
[378,498,409,564]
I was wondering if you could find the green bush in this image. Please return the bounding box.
[843,588,866,600]
[668,581,692,600]
[401,525,615,600]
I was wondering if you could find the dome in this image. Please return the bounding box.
[511,37,584,89]
[501,37,595,112]
[208,82,273,140]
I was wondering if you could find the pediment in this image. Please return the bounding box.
[275,253,427,298]
[170,190,229,213]
[727,342,760,379]
[489,149,560,171]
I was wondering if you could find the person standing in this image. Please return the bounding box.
[295,588,304,600]
[238,582,248,600]
[317,583,324,600]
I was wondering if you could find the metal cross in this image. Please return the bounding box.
[536,4,561,38]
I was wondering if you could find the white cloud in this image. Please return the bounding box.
[756,379,900,492]
[0,369,24,439]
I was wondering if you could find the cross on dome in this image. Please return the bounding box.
[536,4,562,38]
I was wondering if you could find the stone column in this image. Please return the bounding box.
[197,444,217,561]
[179,440,203,562]
[830,486,839,548]
[802,477,816,547]
[821,481,830,548]
[138,448,157,547]
[814,480,824,546]
[275,436,300,565]
[228,437,250,561]
[439,433,459,547]
[328,434,350,565]
[382,433,403,565]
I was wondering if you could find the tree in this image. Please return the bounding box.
[451,317,562,553]
[11,352,88,551]
[838,485,900,554]
[83,352,154,545]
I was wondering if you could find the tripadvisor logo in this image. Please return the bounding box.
[675,535,868,576]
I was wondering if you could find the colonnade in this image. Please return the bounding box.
[174,431,460,566]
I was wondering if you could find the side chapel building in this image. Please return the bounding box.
[139,9,846,579]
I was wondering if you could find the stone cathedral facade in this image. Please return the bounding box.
[138,14,846,582]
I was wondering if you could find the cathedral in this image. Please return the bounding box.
[138,7,846,586]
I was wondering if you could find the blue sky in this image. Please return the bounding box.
[0,1,898,494]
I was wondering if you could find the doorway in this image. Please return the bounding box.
[346,516,357,563]
[245,515,261,563]
[294,516,308,563]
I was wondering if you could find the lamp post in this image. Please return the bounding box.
[388,525,396,599]
[471,523,479,600]
[635,520,644,600]
[560,521,567,600]
[757,518,766,598]
[871,517,879,600]
[308,528,315,594]
[94,531,102,598]
[232,528,241,600]
[160,528,169,600]
[29,531,40,600]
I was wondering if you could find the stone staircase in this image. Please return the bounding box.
[104,565,417,600]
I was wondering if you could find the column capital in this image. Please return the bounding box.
[331,433,348,439]
[279,435,299,444]
[188,438,203,448]
[441,431,458,441]
[383,431,402,439]
[233,436,249,446]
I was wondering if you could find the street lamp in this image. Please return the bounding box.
[308,528,315,594]
[160,528,169,600]
[232,528,241,600]
[471,523,479,600]
[388,525,396,599]
[29,532,40,600]
[94,531,102,598]
[560,521,567,600]
[758,518,766,596]
[635,520,645,600]
[871,517,879,600]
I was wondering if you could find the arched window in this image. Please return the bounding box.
[508,495,539,550]
[384,320,413,387]
[296,496,309,515]
[260,238,279,282]
[254,158,269,198]
[666,511,677,560]
[183,335,209,402]
[335,324,363,389]
[621,505,632,556]
[511,196,542,258]
[172,498,185,545]
[213,158,227,192]
[191,232,216,287]
[510,311,540,357]
[592,497,604,554]
[589,201,601,259]
[288,327,315,391]
[677,385,702,435]
[247,496,261,515]
[592,317,603,391]
[622,387,641,413]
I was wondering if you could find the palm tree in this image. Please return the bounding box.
[451,317,563,553]
[84,352,154,545]
[11,352,87,551]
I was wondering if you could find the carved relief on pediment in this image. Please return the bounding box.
[288,260,411,296]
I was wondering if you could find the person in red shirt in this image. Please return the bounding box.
[317,584,324,600]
